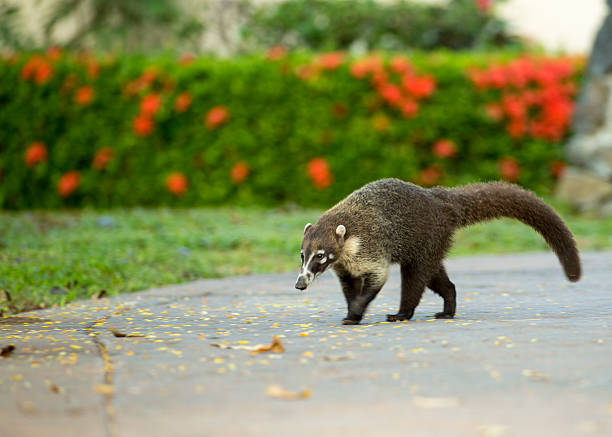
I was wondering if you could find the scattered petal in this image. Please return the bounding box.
[412,396,459,408]
[266,384,311,400]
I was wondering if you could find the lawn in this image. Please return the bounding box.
[1,204,611,315]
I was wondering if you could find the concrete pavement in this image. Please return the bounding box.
[1,251,611,437]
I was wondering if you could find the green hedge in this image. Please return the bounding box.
[0,49,582,209]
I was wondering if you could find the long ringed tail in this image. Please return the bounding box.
[447,182,581,282]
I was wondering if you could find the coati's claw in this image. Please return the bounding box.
[434,312,454,319]
[342,318,360,325]
[386,312,413,322]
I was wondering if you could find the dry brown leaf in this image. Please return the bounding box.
[92,384,114,395]
[323,353,354,362]
[1,344,15,357]
[266,384,311,400]
[412,396,459,409]
[109,324,144,338]
[210,335,284,354]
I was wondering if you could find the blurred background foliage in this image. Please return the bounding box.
[0,0,519,54]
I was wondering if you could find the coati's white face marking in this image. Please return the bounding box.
[295,226,339,290]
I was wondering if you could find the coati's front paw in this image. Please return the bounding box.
[342,318,360,325]
[342,313,362,325]
[435,312,454,319]
[386,312,413,322]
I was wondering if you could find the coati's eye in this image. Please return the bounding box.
[316,253,323,259]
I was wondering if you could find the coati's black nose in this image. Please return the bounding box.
[295,276,308,290]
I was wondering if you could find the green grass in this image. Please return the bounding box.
[1,205,611,315]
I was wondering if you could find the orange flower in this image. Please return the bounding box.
[400,99,419,118]
[550,160,567,178]
[485,102,504,121]
[46,46,62,61]
[133,114,154,137]
[166,172,188,196]
[20,55,53,85]
[432,139,457,158]
[267,46,287,61]
[92,147,114,170]
[390,56,412,75]
[25,142,48,168]
[86,61,100,78]
[174,92,192,113]
[230,161,250,184]
[403,74,436,98]
[499,157,520,182]
[140,93,162,115]
[57,171,81,197]
[316,52,344,70]
[419,164,442,186]
[204,106,229,129]
[179,53,195,66]
[307,157,333,190]
[74,85,94,105]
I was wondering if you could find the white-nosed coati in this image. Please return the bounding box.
[294,178,581,325]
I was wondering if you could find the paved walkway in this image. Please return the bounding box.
[1,252,611,437]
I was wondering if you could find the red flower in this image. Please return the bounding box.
[86,61,100,78]
[25,142,48,168]
[499,157,520,182]
[379,84,403,106]
[506,118,526,139]
[179,53,195,66]
[316,52,344,70]
[550,160,567,178]
[74,85,94,106]
[419,165,442,186]
[133,114,154,137]
[140,68,158,86]
[267,46,287,61]
[475,0,492,12]
[403,74,436,98]
[307,157,333,190]
[390,56,412,75]
[485,102,504,121]
[350,60,370,79]
[140,93,162,115]
[399,99,419,118]
[432,139,457,158]
[174,92,192,113]
[57,171,81,197]
[166,172,188,196]
[46,46,62,61]
[92,147,114,170]
[204,106,230,129]
[502,94,526,119]
[20,55,54,85]
[230,161,250,184]
[295,64,316,80]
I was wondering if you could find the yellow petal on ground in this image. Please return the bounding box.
[92,384,114,395]
[412,396,459,408]
[266,384,312,400]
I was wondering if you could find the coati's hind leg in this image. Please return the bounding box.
[342,273,385,325]
[427,265,456,319]
[387,263,427,322]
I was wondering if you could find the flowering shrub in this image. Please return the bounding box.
[0,50,582,209]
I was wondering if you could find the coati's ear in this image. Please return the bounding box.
[303,223,313,235]
[335,224,346,246]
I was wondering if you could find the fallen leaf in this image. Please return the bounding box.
[266,384,311,400]
[1,344,15,357]
[109,324,144,338]
[91,289,107,299]
[412,396,459,409]
[210,335,284,354]
[92,384,114,395]
[323,353,354,362]
[521,369,548,382]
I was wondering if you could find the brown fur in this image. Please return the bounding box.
[297,178,581,324]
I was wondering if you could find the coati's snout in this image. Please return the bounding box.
[295,222,345,290]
